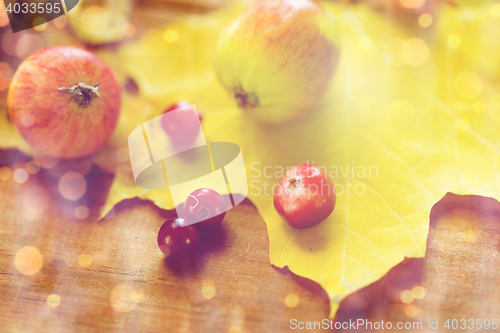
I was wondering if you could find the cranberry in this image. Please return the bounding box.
[273,163,336,229]
[183,188,226,227]
[161,101,203,146]
[157,218,199,257]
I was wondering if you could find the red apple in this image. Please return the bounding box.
[7,46,121,159]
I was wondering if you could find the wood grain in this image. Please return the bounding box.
[0,157,330,333]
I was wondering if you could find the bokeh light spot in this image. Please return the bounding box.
[400,290,414,304]
[13,169,28,183]
[463,228,477,243]
[23,185,50,216]
[284,293,300,308]
[399,0,425,8]
[75,205,90,219]
[411,286,426,299]
[53,16,68,29]
[116,164,133,179]
[25,161,40,174]
[201,279,216,300]
[405,304,418,317]
[0,62,13,79]
[228,327,242,333]
[58,172,86,200]
[15,246,43,275]
[448,34,462,48]
[78,254,92,267]
[47,294,61,308]
[490,3,500,17]
[401,38,429,66]
[418,13,433,28]
[455,72,482,101]
[122,23,136,37]
[15,34,44,59]
[0,77,10,91]
[0,15,8,27]
[2,31,20,57]
[110,284,135,312]
[131,289,145,303]
[163,29,178,43]
[33,17,47,31]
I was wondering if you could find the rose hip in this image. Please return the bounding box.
[274,163,336,229]
[161,101,203,145]
[157,218,199,258]
[183,188,226,227]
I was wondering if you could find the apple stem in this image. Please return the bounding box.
[58,82,100,108]
[233,84,259,109]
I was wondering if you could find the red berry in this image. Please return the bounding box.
[161,101,203,146]
[157,218,199,257]
[273,163,336,229]
[164,101,203,121]
[183,188,226,227]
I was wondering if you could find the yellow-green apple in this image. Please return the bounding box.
[8,46,121,159]
[66,0,134,46]
[214,0,340,124]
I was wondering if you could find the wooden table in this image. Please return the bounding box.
[1,149,500,332]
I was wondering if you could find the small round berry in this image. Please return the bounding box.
[164,101,203,121]
[273,163,336,229]
[161,101,203,146]
[157,218,199,257]
[183,188,226,227]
